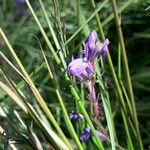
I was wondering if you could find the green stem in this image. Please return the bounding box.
[66,75,104,150]
[0,28,73,150]
[25,0,60,64]
[38,0,67,69]
[90,0,134,148]
[41,49,83,150]
[102,0,132,27]
[90,0,105,39]
[96,64,117,150]
[65,0,109,45]
[76,0,81,27]
[110,0,143,149]
[118,43,121,79]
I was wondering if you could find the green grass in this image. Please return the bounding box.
[0,0,149,149]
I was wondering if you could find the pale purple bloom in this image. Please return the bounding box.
[16,0,28,16]
[67,58,94,80]
[16,0,25,5]
[96,130,108,141]
[84,30,109,61]
[69,111,84,119]
[80,127,108,141]
[80,127,91,141]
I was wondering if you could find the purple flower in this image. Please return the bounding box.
[69,111,84,120]
[16,0,28,16]
[16,0,25,5]
[80,127,108,141]
[80,127,91,141]
[67,58,94,80]
[96,130,108,141]
[84,30,109,61]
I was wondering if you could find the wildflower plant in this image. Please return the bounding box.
[67,30,109,118]
[0,0,148,149]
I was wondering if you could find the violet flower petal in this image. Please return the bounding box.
[67,58,94,80]
[84,30,109,61]
[69,112,84,119]
[80,127,91,141]
[16,0,28,16]
[16,0,25,5]
[96,130,108,141]
[99,39,109,58]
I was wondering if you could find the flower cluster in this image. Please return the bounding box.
[67,30,109,142]
[69,112,108,142]
[67,58,94,80]
[67,30,109,80]
[80,127,108,141]
[84,30,109,61]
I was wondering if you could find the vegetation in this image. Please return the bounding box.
[0,0,149,149]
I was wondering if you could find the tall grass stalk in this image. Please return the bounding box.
[89,0,138,148]
[40,46,83,150]
[0,66,70,149]
[110,0,143,149]
[65,0,109,45]
[38,0,67,69]
[0,28,73,150]
[25,0,105,148]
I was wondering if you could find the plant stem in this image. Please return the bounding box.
[41,49,84,150]
[66,76,104,150]
[0,28,73,150]
[110,0,143,149]
[38,0,67,69]
[65,0,109,45]
[25,0,60,64]
[90,0,134,148]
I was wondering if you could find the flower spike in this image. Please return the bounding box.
[84,30,109,61]
[67,58,94,80]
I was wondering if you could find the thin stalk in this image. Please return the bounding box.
[38,0,67,69]
[25,0,60,64]
[41,48,84,150]
[110,0,143,149]
[76,0,81,27]
[0,28,73,150]
[51,0,68,59]
[56,90,84,150]
[118,43,121,79]
[102,0,132,27]
[96,64,117,150]
[80,83,85,107]
[121,108,134,150]
[120,81,133,119]
[90,0,134,148]
[118,43,133,118]
[66,75,104,150]
[65,0,109,45]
